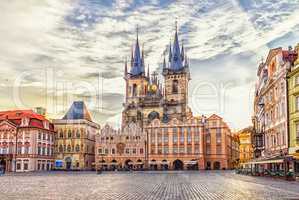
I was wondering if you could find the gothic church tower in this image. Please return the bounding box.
[162,22,191,122]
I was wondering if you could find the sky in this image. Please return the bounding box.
[0,0,299,131]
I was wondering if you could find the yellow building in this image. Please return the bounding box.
[238,127,253,165]
[287,43,299,175]
[53,101,100,170]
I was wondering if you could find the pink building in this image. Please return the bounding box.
[0,110,55,172]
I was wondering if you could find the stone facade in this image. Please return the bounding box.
[252,47,297,172]
[287,43,299,175]
[0,110,55,172]
[52,101,100,170]
[238,127,253,165]
[95,123,146,170]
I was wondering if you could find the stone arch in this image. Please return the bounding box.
[213,161,221,170]
[173,159,184,170]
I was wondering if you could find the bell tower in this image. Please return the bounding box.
[162,22,191,121]
[122,26,149,127]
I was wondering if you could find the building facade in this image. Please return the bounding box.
[95,123,146,170]
[252,47,297,172]
[287,43,299,175]
[95,23,237,170]
[0,110,55,172]
[238,127,253,165]
[53,101,100,170]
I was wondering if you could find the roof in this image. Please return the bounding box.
[0,110,54,131]
[62,101,92,121]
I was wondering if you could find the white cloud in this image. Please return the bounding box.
[0,0,299,129]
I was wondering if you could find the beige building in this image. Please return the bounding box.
[95,123,146,170]
[53,101,100,170]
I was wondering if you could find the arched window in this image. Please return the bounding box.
[76,129,80,138]
[59,145,63,153]
[172,80,178,94]
[68,130,72,138]
[75,144,80,152]
[67,145,71,152]
[132,84,137,96]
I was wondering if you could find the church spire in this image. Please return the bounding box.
[170,20,183,71]
[163,54,166,69]
[181,41,185,61]
[130,25,144,76]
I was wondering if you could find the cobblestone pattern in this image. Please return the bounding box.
[0,171,299,200]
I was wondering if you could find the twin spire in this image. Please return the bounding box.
[125,21,189,78]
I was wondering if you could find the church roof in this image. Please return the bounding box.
[129,27,145,76]
[63,101,92,121]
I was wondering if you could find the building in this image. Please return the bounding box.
[95,123,146,170]
[238,127,253,165]
[287,43,299,176]
[252,47,297,173]
[94,23,237,170]
[0,110,55,172]
[52,101,100,170]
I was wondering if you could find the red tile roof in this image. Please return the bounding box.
[0,110,54,131]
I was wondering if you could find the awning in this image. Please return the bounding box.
[184,161,198,165]
[135,161,143,165]
[248,158,284,165]
[161,161,169,164]
[109,162,118,165]
[149,161,157,165]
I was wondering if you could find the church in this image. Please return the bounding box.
[96,23,239,170]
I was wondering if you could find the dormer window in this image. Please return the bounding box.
[21,117,29,126]
[43,121,49,130]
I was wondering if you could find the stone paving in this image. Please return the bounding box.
[0,171,299,200]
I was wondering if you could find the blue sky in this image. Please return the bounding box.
[0,0,299,130]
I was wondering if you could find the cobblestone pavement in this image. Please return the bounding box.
[0,171,299,200]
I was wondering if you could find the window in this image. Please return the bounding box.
[16,163,21,170]
[179,147,185,154]
[75,145,80,152]
[194,145,200,154]
[98,148,102,154]
[216,145,222,154]
[173,146,178,154]
[112,148,115,154]
[42,147,46,155]
[43,133,46,140]
[187,129,191,144]
[38,132,41,140]
[216,128,221,143]
[180,133,184,143]
[140,148,144,154]
[17,146,22,154]
[296,76,299,85]
[67,145,71,152]
[163,147,169,154]
[163,135,169,143]
[59,145,63,153]
[38,147,41,155]
[173,128,178,143]
[68,130,72,138]
[125,148,130,154]
[206,133,211,143]
[296,123,299,138]
[194,134,199,143]
[59,131,63,138]
[172,80,178,94]
[105,148,109,154]
[206,146,211,154]
[187,146,192,154]
[23,163,28,170]
[24,146,29,154]
[132,84,137,96]
[296,96,299,111]
[158,146,162,154]
[76,130,80,138]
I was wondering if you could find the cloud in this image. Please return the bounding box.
[0,0,299,129]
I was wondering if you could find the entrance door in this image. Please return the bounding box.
[65,157,72,170]
[173,160,184,170]
[213,161,221,170]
